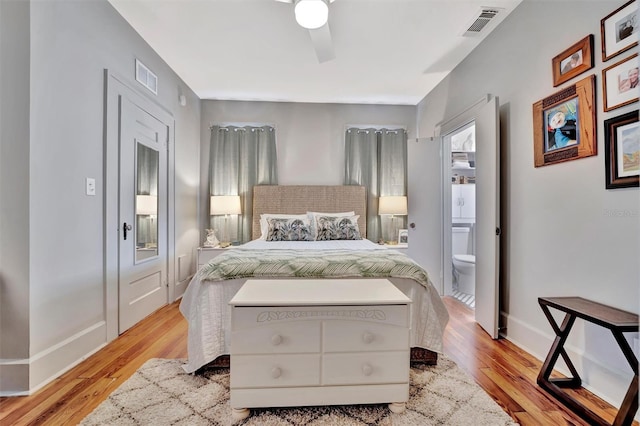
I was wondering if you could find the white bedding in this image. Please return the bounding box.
[179,240,449,373]
[237,239,390,251]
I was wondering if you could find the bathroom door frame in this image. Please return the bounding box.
[436,94,501,339]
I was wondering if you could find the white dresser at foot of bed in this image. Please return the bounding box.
[229,278,412,420]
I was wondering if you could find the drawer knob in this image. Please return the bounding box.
[362,364,373,376]
[271,334,283,345]
[271,367,282,379]
[362,332,375,344]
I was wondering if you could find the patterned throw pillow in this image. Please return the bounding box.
[314,215,362,241]
[266,218,314,241]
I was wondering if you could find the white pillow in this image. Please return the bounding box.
[307,211,355,219]
[259,214,308,240]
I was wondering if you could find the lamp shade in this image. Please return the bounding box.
[136,195,157,215]
[210,195,242,215]
[378,196,408,216]
[295,0,329,29]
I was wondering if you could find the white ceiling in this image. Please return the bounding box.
[109,0,522,105]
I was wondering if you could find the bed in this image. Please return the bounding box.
[179,185,449,373]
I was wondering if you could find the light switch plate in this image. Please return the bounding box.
[86,178,96,196]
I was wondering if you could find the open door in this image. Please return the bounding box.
[407,137,443,294]
[474,95,500,339]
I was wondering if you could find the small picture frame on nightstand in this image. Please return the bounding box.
[398,229,408,245]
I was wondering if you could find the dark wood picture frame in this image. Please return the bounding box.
[601,0,638,62]
[604,110,639,189]
[532,75,596,167]
[552,35,594,87]
[602,53,639,112]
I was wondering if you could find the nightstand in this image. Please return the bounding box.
[197,247,228,269]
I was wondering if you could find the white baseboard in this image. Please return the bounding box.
[501,311,637,420]
[0,321,107,396]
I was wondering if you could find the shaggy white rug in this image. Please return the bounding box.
[81,356,518,425]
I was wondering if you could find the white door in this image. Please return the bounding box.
[407,137,443,294]
[118,96,169,333]
[474,96,500,339]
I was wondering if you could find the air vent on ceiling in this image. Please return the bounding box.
[462,8,501,37]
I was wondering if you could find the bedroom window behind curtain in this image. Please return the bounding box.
[344,128,407,243]
[209,125,278,243]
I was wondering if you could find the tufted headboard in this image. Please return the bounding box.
[252,185,367,240]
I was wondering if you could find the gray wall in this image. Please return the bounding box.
[0,0,31,390]
[0,0,201,393]
[198,100,416,242]
[417,0,639,409]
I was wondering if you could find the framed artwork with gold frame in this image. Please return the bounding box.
[532,75,596,167]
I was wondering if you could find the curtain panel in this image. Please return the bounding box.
[344,128,407,243]
[209,125,278,243]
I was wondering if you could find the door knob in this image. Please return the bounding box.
[123,222,132,240]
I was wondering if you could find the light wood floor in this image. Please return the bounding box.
[0,297,635,425]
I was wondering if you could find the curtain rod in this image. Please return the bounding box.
[347,128,407,135]
[211,125,274,132]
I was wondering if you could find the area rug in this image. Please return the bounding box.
[81,356,518,425]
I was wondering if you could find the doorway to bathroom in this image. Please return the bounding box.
[444,123,476,309]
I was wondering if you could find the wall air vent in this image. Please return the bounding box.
[462,8,502,37]
[135,59,158,95]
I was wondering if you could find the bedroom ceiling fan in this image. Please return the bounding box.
[275,0,336,63]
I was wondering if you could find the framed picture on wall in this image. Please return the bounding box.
[532,75,596,167]
[601,0,638,62]
[604,110,639,189]
[602,53,639,111]
[552,35,594,87]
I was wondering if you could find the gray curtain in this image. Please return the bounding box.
[344,128,407,242]
[209,125,278,243]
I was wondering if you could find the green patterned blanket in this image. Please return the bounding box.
[196,248,431,289]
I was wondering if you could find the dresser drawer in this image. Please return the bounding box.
[231,354,321,388]
[231,320,321,354]
[323,321,409,353]
[322,351,409,386]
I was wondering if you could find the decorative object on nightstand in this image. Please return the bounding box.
[210,195,241,247]
[378,196,407,245]
[203,228,220,248]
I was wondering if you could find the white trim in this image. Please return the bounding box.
[0,322,106,395]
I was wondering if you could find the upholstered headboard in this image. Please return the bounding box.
[252,185,367,240]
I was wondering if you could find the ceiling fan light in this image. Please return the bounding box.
[295,0,329,30]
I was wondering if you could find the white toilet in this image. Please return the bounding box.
[452,227,475,295]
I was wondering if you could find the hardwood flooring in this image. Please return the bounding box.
[0,297,635,425]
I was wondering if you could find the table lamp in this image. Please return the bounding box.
[378,196,407,244]
[210,195,242,247]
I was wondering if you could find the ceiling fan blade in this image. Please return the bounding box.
[308,23,335,63]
